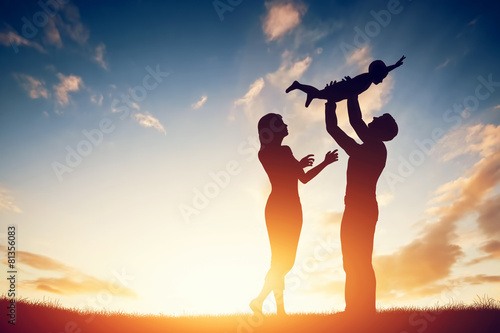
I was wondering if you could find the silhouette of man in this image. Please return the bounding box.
[324,94,398,315]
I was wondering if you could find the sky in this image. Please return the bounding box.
[1,0,500,316]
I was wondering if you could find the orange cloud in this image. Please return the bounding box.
[24,276,136,297]
[94,42,108,70]
[0,30,46,53]
[266,50,312,88]
[13,73,49,100]
[133,112,166,135]
[477,194,500,237]
[458,274,500,285]
[0,246,136,298]
[192,95,208,110]
[234,78,265,107]
[319,210,343,227]
[54,3,90,46]
[0,187,22,213]
[43,18,63,48]
[374,124,500,299]
[263,1,306,41]
[54,73,84,106]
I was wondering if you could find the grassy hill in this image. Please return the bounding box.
[1,296,499,333]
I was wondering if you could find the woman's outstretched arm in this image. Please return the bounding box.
[299,150,338,184]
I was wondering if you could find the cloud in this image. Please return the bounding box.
[54,3,90,46]
[372,123,500,299]
[0,188,22,213]
[374,222,464,299]
[433,122,500,162]
[435,58,451,70]
[0,246,136,297]
[133,112,166,135]
[466,195,500,265]
[377,191,395,206]
[476,194,500,237]
[13,73,49,99]
[319,211,343,227]
[357,76,394,120]
[468,240,500,265]
[24,276,136,296]
[467,18,479,26]
[54,73,84,106]
[232,77,266,122]
[263,1,306,41]
[43,18,63,48]
[346,45,372,69]
[234,77,265,108]
[266,50,312,88]
[11,247,74,272]
[191,95,208,110]
[457,274,500,285]
[93,42,108,70]
[494,105,500,110]
[0,30,46,53]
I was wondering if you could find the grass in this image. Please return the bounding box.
[1,296,499,333]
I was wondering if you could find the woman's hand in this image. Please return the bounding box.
[300,154,314,168]
[323,149,339,165]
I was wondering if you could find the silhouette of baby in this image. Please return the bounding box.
[286,56,405,107]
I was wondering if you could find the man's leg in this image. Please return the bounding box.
[341,202,378,314]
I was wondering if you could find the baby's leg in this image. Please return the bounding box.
[285,81,320,107]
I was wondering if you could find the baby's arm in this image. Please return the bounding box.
[386,55,406,73]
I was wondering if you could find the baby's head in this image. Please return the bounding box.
[369,60,388,84]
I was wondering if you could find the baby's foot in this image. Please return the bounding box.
[305,94,313,108]
[249,298,263,315]
[285,81,299,93]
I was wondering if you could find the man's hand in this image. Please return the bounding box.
[325,76,351,89]
[323,149,339,165]
[300,154,314,168]
[325,80,337,88]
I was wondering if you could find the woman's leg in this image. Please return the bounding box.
[273,289,285,315]
[251,197,302,315]
[250,277,273,314]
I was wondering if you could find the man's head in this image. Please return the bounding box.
[368,113,398,141]
[369,60,388,84]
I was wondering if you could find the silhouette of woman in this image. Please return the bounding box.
[250,113,338,315]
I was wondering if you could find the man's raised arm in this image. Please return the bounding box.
[347,95,370,142]
[325,101,358,155]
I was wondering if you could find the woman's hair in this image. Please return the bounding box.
[258,113,284,147]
